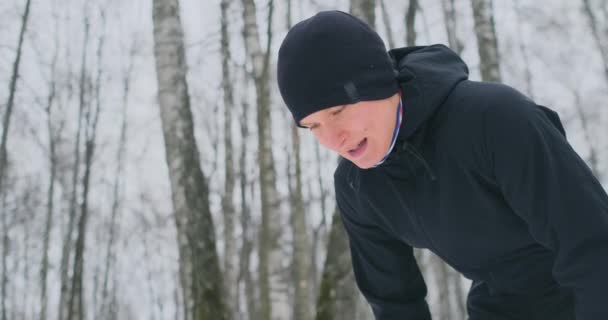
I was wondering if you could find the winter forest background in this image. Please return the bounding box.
[1,0,607,319]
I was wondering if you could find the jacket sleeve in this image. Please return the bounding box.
[334,173,432,320]
[483,98,608,320]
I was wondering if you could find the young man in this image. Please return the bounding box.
[277,10,608,320]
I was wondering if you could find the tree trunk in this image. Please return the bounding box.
[315,211,359,320]
[284,1,313,319]
[441,0,463,54]
[220,1,238,319]
[40,10,60,320]
[289,124,312,320]
[152,0,229,319]
[513,0,534,99]
[470,0,502,82]
[241,0,282,319]
[237,74,256,320]
[582,0,608,86]
[59,14,90,320]
[1,191,8,320]
[310,142,328,303]
[379,0,395,49]
[99,33,134,320]
[0,0,31,195]
[68,11,105,319]
[405,0,418,46]
[350,0,375,27]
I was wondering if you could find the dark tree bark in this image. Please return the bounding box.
[406,0,418,46]
[315,211,358,320]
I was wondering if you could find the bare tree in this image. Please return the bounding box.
[220,1,238,319]
[310,142,328,301]
[98,29,136,320]
[314,211,358,320]
[284,1,312,319]
[406,0,418,46]
[152,0,229,319]
[240,0,282,318]
[68,9,106,320]
[513,0,534,99]
[58,11,90,320]
[582,0,608,86]
[289,95,312,320]
[470,0,502,82]
[442,0,464,54]
[1,186,7,320]
[0,0,32,195]
[350,0,375,27]
[379,0,396,48]
[237,72,257,320]
[39,6,61,320]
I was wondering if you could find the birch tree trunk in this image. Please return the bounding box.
[470,0,502,82]
[237,74,257,320]
[442,0,463,54]
[241,0,282,319]
[220,1,238,319]
[152,0,229,319]
[289,125,312,320]
[0,0,31,195]
[284,1,312,319]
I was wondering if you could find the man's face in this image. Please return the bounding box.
[300,93,400,169]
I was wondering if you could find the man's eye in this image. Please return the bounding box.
[332,106,346,116]
[309,124,319,131]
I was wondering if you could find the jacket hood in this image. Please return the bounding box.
[389,44,469,141]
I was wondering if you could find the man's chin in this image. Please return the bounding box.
[350,158,374,170]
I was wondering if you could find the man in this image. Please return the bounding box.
[277,10,608,320]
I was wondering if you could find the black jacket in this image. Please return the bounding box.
[334,44,608,320]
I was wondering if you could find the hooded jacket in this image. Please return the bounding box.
[334,44,608,320]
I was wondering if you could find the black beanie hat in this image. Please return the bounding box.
[277,10,399,126]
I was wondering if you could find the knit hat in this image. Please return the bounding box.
[277,10,399,127]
